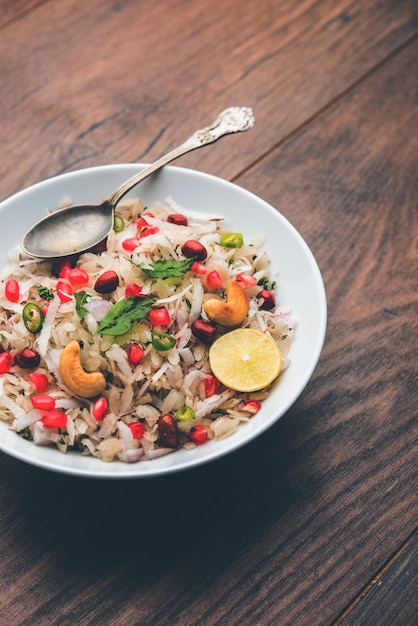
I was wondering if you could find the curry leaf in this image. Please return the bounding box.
[75,291,90,319]
[140,257,195,279]
[97,296,156,336]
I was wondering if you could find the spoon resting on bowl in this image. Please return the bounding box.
[22,107,255,259]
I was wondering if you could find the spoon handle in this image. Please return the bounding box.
[106,107,255,207]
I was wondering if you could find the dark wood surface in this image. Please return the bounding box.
[0,1,417,624]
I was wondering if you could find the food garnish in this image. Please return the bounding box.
[59,340,106,398]
[209,328,282,392]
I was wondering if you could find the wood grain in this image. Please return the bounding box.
[0,0,417,199]
[338,531,418,625]
[0,1,417,625]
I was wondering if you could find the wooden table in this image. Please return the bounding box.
[0,1,417,624]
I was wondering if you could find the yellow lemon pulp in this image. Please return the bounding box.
[208,328,282,392]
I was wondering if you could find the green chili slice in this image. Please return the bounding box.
[22,303,44,334]
[113,213,125,232]
[220,232,244,248]
[151,330,176,352]
[175,405,196,422]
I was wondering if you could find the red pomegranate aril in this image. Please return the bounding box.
[139,225,159,238]
[59,262,72,279]
[257,289,276,310]
[14,348,41,368]
[38,300,50,316]
[31,395,55,410]
[181,240,207,261]
[92,397,108,421]
[167,213,188,226]
[135,216,149,229]
[122,237,140,251]
[236,273,257,286]
[68,268,89,285]
[239,399,262,414]
[5,279,20,303]
[135,212,154,229]
[28,372,49,393]
[157,414,179,448]
[189,425,208,445]
[94,270,120,294]
[41,410,67,429]
[191,261,207,275]
[127,344,144,367]
[206,270,223,289]
[129,422,145,439]
[191,319,217,344]
[125,283,144,297]
[0,351,13,374]
[57,280,73,303]
[204,374,220,397]
[148,308,170,327]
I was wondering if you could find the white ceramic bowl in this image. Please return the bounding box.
[0,165,327,478]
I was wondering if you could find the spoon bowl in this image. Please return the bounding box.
[22,107,255,258]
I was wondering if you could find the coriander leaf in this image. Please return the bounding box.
[140,257,195,279]
[97,296,156,336]
[37,285,54,300]
[75,291,90,319]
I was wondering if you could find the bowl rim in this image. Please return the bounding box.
[0,163,327,478]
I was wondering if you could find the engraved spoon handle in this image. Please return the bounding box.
[106,107,255,207]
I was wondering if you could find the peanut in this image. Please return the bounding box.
[59,340,106,398]
[203,280,249,327]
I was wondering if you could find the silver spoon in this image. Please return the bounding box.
[22,107,255,259]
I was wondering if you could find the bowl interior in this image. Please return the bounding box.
[0,165,327,478]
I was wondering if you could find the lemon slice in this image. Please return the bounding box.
[208,328,282,392]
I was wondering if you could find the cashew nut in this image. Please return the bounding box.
[203,280,249,327]
[59,340,106,398]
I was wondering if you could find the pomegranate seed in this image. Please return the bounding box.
[167,213,188,226]
[191,319,217,344]
[125,283,144,297]
[0,351,13,374]
[239,399,262,414]
[157,414,179,448]
[135,216,149,229]
[148,308,170,327]
[41,410,67,429]
[181,240,207,261]
[28,372,49,393]
[204,374,220,397]
[92,397,108,421]
[206,270,223,289]
[59,262,72,279]
[57,280,73,303]
[135,212,154,229]
[129,422,145,439]
[122,237,140,251]
[94,270,120,294]
[68,268,89,285]
[139,225,159,238]
[14,348,41,368]
[189,425,208,445]
[257,289,276,310]
[127,344,144,367]
[31,395,55,410]
[5,279,20,302]
[191,261,207,275]
[38,300,50,316]
[236,273,257,286]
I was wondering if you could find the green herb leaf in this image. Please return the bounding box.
[97,296,156,336]
[37,285,54,300]
[75,291,90,318]
[140,257,195,279]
